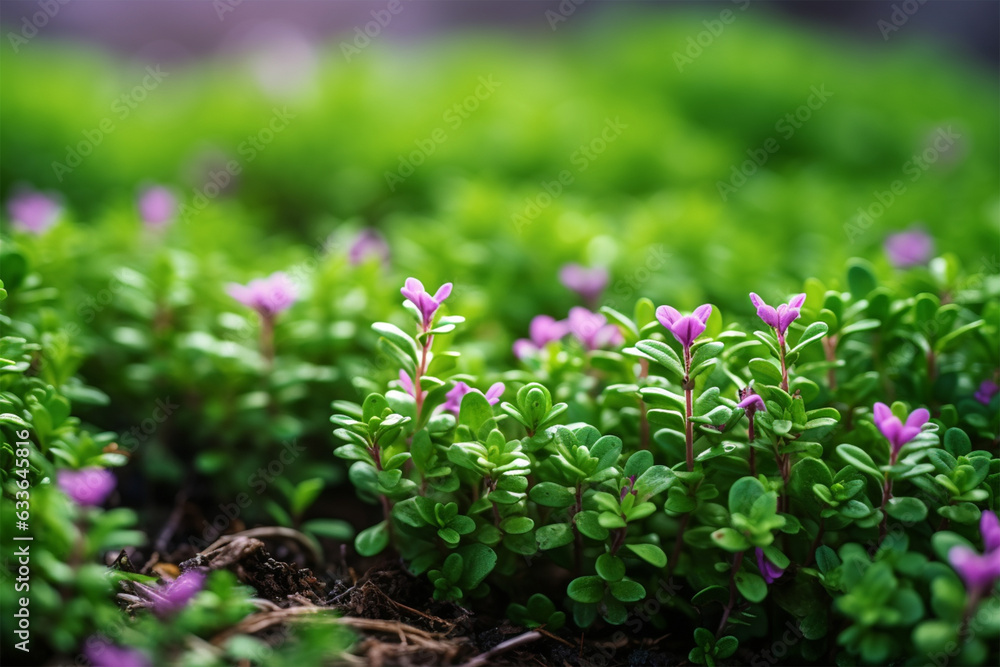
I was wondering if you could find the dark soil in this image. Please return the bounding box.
[115,480,686,666]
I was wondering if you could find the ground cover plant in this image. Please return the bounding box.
[1,8,998,667]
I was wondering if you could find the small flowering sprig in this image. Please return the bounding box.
[749,292,813,392]
[948,511,1000,629]
[153,570,207,616]
[736,387,765,475]
[513,314,568,359]
[348,228,390,266]
[837,402,934,543]
[746,292,830,511]
[884,226,934,269]
[566,306,623,351]
[137,186,177,229]
[639,303,714,471]
[227,272,298,364]
[6,188,61,235]
[57,468,116,506]
[559,263,608,306]
[393,277,459,423]
[442,381,504,414]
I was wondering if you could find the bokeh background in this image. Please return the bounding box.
[1,0,998,507]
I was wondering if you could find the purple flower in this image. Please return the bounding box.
[401,278,452,329]
[227,272,298,319]
[885,227,933,268]
[873,402,930,462]
[566,307,623,351]
[737,392,766,413]
[983,510,1000,553]
[559,263,608,303]
[137,186,177,228]
[155,570,206,615]
[974,380,999,406]
[348,228,390,266]
[655,304,712,349]
[57,468,116,506]
[84,637,150,667]
[755,548,785,584]
[7,189,61,235]
[442,381,505,414]
[749,293,806,337]
[948,511,1000,593]
[513,315,569,359]
[619,474,637,501]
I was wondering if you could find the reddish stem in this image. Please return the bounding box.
[777,332,789,393]
[683,345,694,472]
[414,335,432,423]
[717,551,745,637]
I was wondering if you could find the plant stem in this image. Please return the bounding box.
[777,332,789,393]
[805,517,826,566]
[571,483,583,575]
[639,359,650,450]
[683,345,694,472]
[878,474,893,544]
[823,335,838,391]
[669,512,690,574]
[717,551,745,637]
[414,335,432,424]
[260,314,275,369]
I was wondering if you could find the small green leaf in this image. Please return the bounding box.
[536,523,574,550]
[596,554,626,582]
[885,497,928,522]
[529,482,576,508]
[735,571,768,603]
[302,519,354,540]
[355,521,389,556]
[748,358,783,386]
[624,543,667,567]
[608,579,645,602]
[567,576,605,604]
[500,516,534,535]
[836,444,882,478]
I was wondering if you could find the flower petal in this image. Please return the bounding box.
[981,511,1000,554]
[755,305,780,329]
[693,304,713,323]
[788,293,807,309]
[433,282,453,303]
[656,305,681,328]
[904,407,930,431]
[749,292,766,309]
[485,382,505,404]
